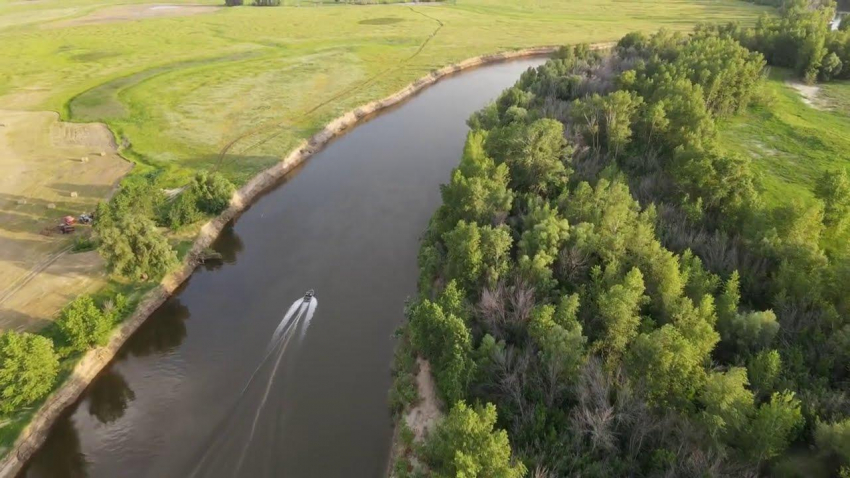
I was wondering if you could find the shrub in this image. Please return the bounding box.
[167,188,203,229]
[97,213,177,280]
[0,332,59,413]
[191,171,235,214]
[421,401,526,478]
[57,295,113,352]
[225,0,243,5]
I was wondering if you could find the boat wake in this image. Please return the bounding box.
[183,293,318,478]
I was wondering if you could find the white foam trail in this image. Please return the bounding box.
[234,310,299,475]
[271,299,304,346]
[300,298,318,340]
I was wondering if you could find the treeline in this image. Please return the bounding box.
[0,171,234,420]
[726,0,850,82]
[394,30,850,478]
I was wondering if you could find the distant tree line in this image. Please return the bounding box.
[394,29,850,477]
[225,0,282,6]
[726,0,850,82]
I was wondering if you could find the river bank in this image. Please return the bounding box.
[0,45,590,478]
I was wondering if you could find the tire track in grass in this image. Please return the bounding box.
[215,6,444,164]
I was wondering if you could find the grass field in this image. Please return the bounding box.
[718,69,850,208]
[0,0,770,331]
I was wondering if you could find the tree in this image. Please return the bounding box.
[742,391,803,464]
[698,367,755,443]
[166,188,203,229]
[529,296,586,386]
[443,221,512,292]
[815,418,850,465]
[57,295,114,352]
[98,213,177,280]
[0,331,59,412]
[595,267,647,359]
[486,119,569,194]
[422,401,526,478]
[747,349,782,398]
[191,171,235,214]
[626,325,706,408]
[409,286,474,405]
[438,132,514,232]
[814,169,850,230]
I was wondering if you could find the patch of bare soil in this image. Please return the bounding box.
[0,109,130,331]
[787,80,827,110]
[48,4,220,28]
[404,358,443,442]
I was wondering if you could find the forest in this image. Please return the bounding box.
[392,0,850,476]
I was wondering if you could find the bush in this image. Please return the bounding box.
[98,213,177,280]
[225,0,243,5]
[72,234,97,252]
[167,188,203,229]
[57,295,113,352]
[191,171,235,215]
[421,401,526,478]
[0,331,59,413]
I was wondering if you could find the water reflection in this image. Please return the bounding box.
[123,298,190,358]
[86,369,135,425]
[22,414,87,478]
[202,223,243,271]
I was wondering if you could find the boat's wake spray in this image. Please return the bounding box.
[185,291,318,478]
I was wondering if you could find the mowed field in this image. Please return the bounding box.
[0,0,770,330]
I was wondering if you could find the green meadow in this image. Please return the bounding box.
[719,69,850,208]
[0,0,770,186]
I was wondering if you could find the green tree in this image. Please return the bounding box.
[98,213,177,280]
[529,296,586,385]
[742,391,803,464]
[698,367,755,443]
[814,169,850,230]
[0,332,59,412]
[747,349,782,398]
[166,188,203,229]
[57,295,113,352]
[438,132,514,232]
[815,418,850,465]
[595,267,647,359]
[626,325,706,408]
[192,171,235,214]
[409,286,474,405]
[486,119,569,194]
[443,221,512,291]
[422,401,526,478]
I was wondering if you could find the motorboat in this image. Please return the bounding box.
[304,289,315,302]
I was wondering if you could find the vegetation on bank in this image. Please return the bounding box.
[394,2,850,476]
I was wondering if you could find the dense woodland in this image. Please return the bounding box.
[393,1,850,476]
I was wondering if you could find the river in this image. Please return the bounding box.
[22,57,545,478]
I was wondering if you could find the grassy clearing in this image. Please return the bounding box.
[718,69,850,207]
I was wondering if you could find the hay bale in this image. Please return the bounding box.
[47,203,56,209]
[70,191,78,198]
[17,198,27,205]
[100,151,106,157]
[81,156,89,163]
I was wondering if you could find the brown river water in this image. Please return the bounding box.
[21,57,544,478]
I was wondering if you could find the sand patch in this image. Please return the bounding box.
[0,109,130,331]
[48,4,220,28]
[787,80,827,110]
[404,358,442,442]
